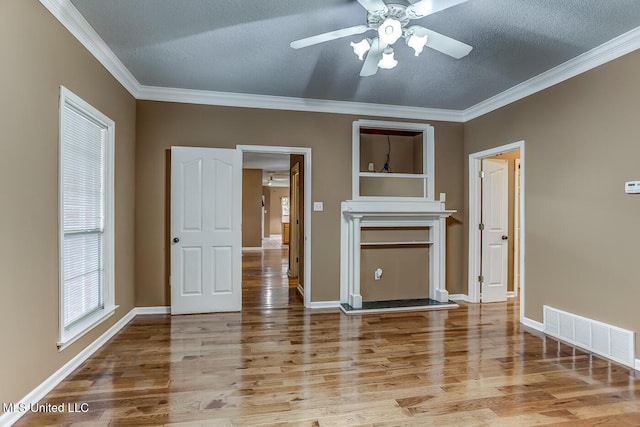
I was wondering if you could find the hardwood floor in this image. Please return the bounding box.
[15,249,640,426]
[242,247,299,310]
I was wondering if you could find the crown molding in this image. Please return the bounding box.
[37,0,465,122]
[136,85,466,122]
[38,0,141,96]
[39,0,640,123]
[463,25,640,121]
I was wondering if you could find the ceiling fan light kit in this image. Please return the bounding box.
[406,33,428,56]
[378,48,398,69]
[350,39,372,60]
[290,0,473,77]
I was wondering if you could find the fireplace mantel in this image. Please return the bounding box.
[340,200,455,310]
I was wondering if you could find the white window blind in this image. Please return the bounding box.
[59,87,115,348]
[61,103,106,328]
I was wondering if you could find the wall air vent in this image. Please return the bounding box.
[543,305,635,368]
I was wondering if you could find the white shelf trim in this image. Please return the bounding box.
[361,241,432,246]
[359,172,428,179]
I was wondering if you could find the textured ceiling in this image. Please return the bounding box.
[69,0,640,110]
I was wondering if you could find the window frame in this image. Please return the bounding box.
[57,86,116,350]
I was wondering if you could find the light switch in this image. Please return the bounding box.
[313,202,324,211]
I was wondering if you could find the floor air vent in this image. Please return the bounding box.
[543,305,635,368]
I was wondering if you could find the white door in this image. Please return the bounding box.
[481,158,508,303]
[170,146,242,314]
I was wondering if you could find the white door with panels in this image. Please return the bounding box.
[170,147,242,314]
[481,158,508,303]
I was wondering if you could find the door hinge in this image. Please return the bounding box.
[479,170,485,178]
[478,275,484,283]
[479,223,485,231]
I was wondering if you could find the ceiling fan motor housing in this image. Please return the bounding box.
[367,3,411,28]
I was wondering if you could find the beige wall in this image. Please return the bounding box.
[0,1,136,405]
[268,187,289,236]
[360,134,421,173]
[242,169,263,247]
[464,50,640,354]
[361,246,430,301]
[135,102,465,305]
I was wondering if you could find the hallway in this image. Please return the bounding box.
[242,242,300,310]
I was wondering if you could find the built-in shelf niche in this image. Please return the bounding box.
[353,120,434,200]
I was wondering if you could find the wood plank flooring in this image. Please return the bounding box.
[14,248,640,426]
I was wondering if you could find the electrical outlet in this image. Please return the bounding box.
[368,162,375,171]
[374,268,383,280]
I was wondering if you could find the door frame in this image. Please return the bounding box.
[513,158,521,298]
[288,162,300,279]
[468,141,525,320]
[238,145,312,308]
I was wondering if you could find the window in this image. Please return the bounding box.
[58,87,116,350]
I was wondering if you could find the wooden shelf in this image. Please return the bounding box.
[361,241,432,246]
[358,172,428,179]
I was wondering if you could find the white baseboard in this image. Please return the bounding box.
[448,294,469,302]
[635,359,640,371]
[307,300,340,309]
[0,307,137,427]
[297,284,304,298]
[134,306,170,315]
[521,316,544,332]
[507,291,517,298]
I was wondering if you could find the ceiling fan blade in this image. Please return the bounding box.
[360,38,387,77]
[409,26,472,59]
[357,0,387,13]
[407,0,469,18]
[290,25,372,49]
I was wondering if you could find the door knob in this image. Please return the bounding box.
[173,237,180,243]
[501,235,508,240]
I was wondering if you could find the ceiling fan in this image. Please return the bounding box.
[290,0,472,76]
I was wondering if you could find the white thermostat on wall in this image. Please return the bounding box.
[625,181,640,194]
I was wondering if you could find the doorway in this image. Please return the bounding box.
[239,145,312,308]
[468,142,525,318]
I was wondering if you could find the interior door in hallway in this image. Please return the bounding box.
[170,146,242,314]
[481,158,508,303]
[288,163,300,278]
